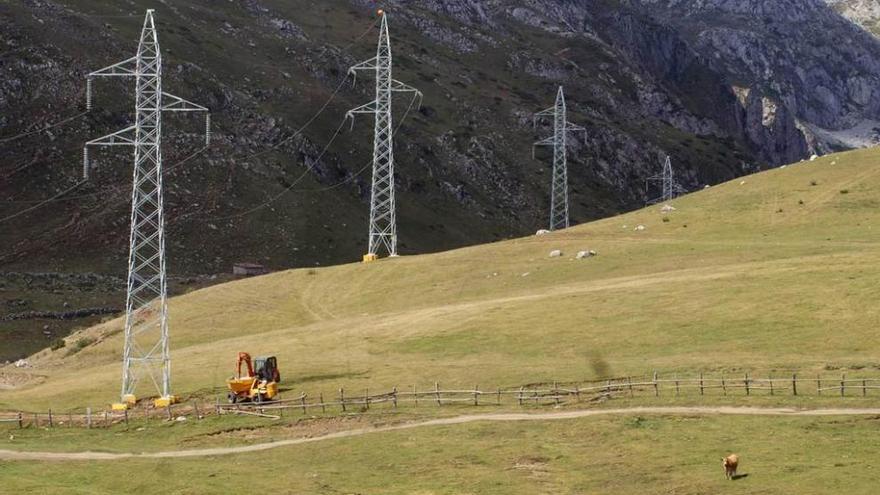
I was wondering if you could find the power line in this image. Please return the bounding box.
[0,111,88,145]
[0,180,87,225]
[202,90,420,223]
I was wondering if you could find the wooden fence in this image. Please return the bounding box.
[3,372,880,428]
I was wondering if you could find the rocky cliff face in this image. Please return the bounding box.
[827,0,880,34]
[3,0,880,277]
[639,0,880,148]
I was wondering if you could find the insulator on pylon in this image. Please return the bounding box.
[82,147,90,180]
[86,78,93,111]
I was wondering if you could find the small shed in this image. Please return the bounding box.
[233,262,269,277]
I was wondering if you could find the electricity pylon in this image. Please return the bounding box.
[646,155,685,205]
[533,86,586,231]
[347,12,422,260]
[83,9,210,407]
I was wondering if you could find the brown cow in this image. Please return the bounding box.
[722,454,739,480]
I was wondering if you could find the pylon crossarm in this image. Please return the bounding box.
[390,79,419,94]
[348,56,379,85]
[566,123,587,134]
[161,92,208,112]
[532,137,554,159]
[346,100,379,129]
[86,125,138,147]
[533,106,555,127]
[88,56,139,78]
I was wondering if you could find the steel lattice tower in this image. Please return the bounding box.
[347,12,421,259]
[646,155,685,205]
[534,86,585,231]
[83,9,210,405]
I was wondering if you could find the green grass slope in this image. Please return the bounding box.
[5,414,880,494]
[3,148,880,410]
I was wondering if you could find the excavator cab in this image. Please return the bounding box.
[226,352,280,404]
[254,356,280,383]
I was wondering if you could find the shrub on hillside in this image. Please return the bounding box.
[66,336,96,356]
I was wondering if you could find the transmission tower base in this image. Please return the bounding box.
[153,395,180,408]
[363,253,379,263]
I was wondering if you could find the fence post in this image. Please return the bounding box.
[124,408,130,426]
[68,412,72,428]
[575,385,581,402]
[792,374,797,396]
[393,387,398,409]
[17,412,22,429]
[33,413,38,428]
[699,372,704,396]
[721,373,727,396]
[817,375,822,396]
[674,374,680,396]
[86,407,92,429]
[320,393,326,413]
[497,387,502,406]
[653,371,659,397]
[215,397,221,416]
[474,385,479,406]
[364,388,369,410]
[745,373,750,396]
[301,393,307,415]
[340,388,346,412]
[192,401,201,420]
[48,409,53,428]
[863,379,868,397]
[435,382,441,406]
[554,382,560,406]
[769,374,774,396]
[518,386,524,406]
[628,377,634,398]
[841,374,846,397]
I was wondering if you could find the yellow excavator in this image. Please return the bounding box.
[226,352,280,404]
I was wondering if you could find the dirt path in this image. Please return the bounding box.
[3,406,880,461]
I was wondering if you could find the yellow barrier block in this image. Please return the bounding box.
[363,253,378,263]
[122,394,137,406]
[111,402,129,411]
[153,395,180,408]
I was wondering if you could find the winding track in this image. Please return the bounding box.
[3,406,880,461]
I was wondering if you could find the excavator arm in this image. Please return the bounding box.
[235,352,255,378]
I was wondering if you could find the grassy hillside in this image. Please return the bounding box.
[3,147,880,410]
[4,414,880,494]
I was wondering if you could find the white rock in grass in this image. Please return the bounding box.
[660,204,676,213]
[13,359,28,368]
[175,416,187,422]
[549,250,563,258]
[535,229,551,236]
[634,225,646,231]
[810,154,819,161]
[576,250,597,259]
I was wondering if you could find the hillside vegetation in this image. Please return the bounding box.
[3,148,880,410]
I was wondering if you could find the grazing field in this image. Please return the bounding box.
[2,148,880,412]
[2,148,880,494]
[3,412,880,494]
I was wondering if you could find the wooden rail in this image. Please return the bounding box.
[4,372,880,429]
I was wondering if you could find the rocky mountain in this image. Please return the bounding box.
[827,0,880,34]
[3,0,880,357]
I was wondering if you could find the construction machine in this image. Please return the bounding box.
[226,352,280,403]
